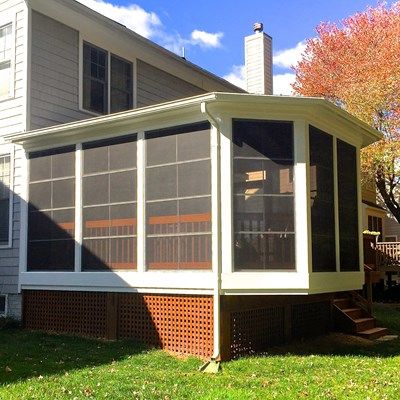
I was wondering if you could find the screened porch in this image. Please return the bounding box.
[7,93,380,295]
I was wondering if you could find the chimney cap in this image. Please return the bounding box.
[253,22,263,33]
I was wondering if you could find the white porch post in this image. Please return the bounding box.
[333,138,340,272]
[293,119,311,275]
[356,147,364,272]
[137,131,145,272]
[18,147,29,289]
[220,117,233,275]
[74,143,82,272]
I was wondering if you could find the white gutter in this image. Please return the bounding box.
[201,101,222,363]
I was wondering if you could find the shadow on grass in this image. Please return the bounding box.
[0,328,148,385]
[264,303,400,359]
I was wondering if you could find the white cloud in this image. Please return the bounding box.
[223,66,296,94]
[78,1,224,55]
[162,30,223,55]
[190,30,223,48]
[273,41,306,69]
[78,0,161,38]
[273,73,296,95]
[223,65,246,89]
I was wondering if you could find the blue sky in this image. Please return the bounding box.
[79,0,396,94]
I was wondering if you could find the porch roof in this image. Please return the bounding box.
[5,92,382,149]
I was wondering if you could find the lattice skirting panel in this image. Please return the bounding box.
[22,290,213,358]
[222,294,333,359]
[291,301,331,339]
[230,306,285,358]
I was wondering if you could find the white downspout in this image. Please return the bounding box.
[201,101,222,364]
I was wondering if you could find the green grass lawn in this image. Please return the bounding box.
[1,303,400,400]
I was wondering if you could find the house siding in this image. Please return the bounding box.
[0,143,23,319]
[0,0,26,319]
[30,11,92,130]
[136,60,206,107]
[0,1,26,136]
[383,215,400,240]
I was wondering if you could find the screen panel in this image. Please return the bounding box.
[145,122,211,270]
[309,126,336,272]
[233,119,295,271]
[337,140,359,271]
[28,147,76,271]
[82,135,137,271]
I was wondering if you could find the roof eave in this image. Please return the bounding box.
[6,93,382,149]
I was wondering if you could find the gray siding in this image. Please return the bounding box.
[0,1,26,316]
[0,144,22,299]
[30,11,92,130]
[384,215,400,240]
[137,60,206,108]
[7,293,22,319]
[0,1,26,136]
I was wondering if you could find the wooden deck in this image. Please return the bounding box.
[375,242,400,271]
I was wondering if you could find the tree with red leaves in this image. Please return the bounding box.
[293,2,400,222]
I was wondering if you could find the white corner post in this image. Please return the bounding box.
[137,131,146,272]
[333,138,340,272]
[74,143,83,272]
[356,146,364,272]
[201,102,222,361]
[18,147,29,290]
[220,118,233,275]
[293,119,311,276]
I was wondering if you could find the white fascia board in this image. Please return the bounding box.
[209,94,382,147]
[6,92,381,150]
[5,93,218,148]
[308,271,364,294]
[221,272,310,291]
[26,0,243,93]
[20,271,214,291]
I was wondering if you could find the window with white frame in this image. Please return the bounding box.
[83,42,133,115]
[0,154,11,246]
[0,23,12,100]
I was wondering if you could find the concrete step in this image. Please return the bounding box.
[354,317,376,332]
[358,327,389,340]
[342,307,364,319]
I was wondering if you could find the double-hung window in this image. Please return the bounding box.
[82,42,133,115]
[0,154,11,246]
[0,23,12,100]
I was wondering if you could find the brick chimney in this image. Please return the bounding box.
[245,22,273,95]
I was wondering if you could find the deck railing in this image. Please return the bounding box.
[58,213,212,270]
[147,213,212,270]
[375,242,400,270]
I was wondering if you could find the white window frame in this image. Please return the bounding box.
[385,235,397,242]
[0,13,16,102]
[79,37,135,116]
[0,146,14,249]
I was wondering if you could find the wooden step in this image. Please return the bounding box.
[342,307,364,319]
[358,327,389,340]
[354,317,375,332]
[333,298,352,309]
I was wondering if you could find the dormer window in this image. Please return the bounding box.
[82,42,133,115]
[0,23,12,100]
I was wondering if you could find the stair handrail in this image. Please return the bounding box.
[364,264,374,272]
[350,290,371,315]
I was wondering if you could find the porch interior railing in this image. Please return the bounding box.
[59,212,212,270]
